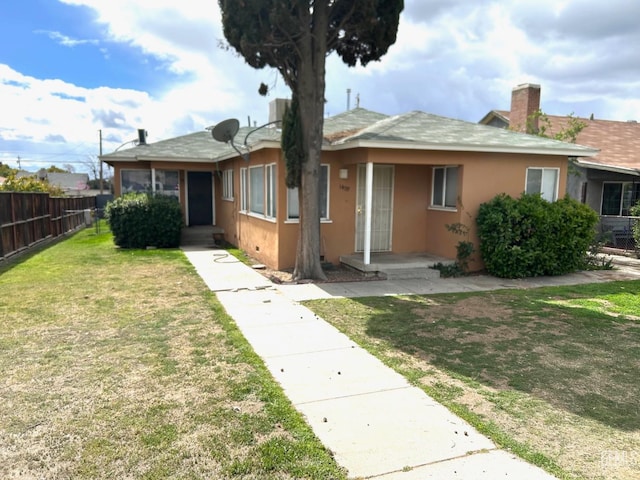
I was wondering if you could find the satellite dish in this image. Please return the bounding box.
[211,118,240,143]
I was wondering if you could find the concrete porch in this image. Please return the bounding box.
[339,252,455,280]
[180,225,225,247]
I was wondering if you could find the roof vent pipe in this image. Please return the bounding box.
[137,129,147,145]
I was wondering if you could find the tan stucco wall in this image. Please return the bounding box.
[213,149,282,268]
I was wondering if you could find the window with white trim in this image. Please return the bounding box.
[222,169,234,200]
[601,182,640,216]
[525,167,559,202]
[431,166,458,208]
[154,170,179,197]
[247,164,277,219]
[239,168,247,211]
[287,164,329,220]
[121,169,151,193]
[266,164,276,219]
[249,166,264,215]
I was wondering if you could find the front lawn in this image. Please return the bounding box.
[306,283,640,480]
[0,226,345,479]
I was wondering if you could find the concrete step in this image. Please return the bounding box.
[380,267,441,280]
[180,226,224,247]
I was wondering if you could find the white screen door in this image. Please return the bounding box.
[356,164,394,252]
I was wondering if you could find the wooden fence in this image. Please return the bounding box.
[0,192,96,262]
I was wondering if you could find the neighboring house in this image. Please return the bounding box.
[101,100,597,271]
[42,172,93,196]
[481,84,640,246]
[14,170,94,196]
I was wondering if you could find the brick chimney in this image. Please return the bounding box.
[510,84,541,133]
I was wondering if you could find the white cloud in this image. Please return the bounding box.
[2,0,640,174]
[0,65,146,145]
[35,30,100,47]
[58,0,289,130]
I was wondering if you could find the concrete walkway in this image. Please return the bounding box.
[182,247,640,479]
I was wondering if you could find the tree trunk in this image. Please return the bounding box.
[292,4,328,281]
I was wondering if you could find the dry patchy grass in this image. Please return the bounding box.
[306,284,640,480]
[0,227,344,480]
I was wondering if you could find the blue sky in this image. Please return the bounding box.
[1,0,639,176]
[1,1,182,92]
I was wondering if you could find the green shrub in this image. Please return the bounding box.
[477,193,598,278]
[431,222,475,277]
[105,193,183,249]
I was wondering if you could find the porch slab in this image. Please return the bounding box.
[180,225,225,247]
[340,252,454,280]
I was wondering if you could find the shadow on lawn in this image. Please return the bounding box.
[355,282,640,431]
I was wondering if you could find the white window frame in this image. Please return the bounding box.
[121,169,152,194]
[287,164,330,222]
[525,167,559,202]
[431,166,458,209]
[266,164,276,219]
[222,169,234,201]
[245,164,277,220]
[239,168,247,212]
[153,169,179,198]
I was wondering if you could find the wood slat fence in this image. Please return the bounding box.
[0,192,96,262]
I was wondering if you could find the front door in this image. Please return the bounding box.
[187,171,213,226]
[355,165,394,252]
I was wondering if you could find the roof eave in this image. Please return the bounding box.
[326,139,599,157]
[100,154,222,164]
[478,110,509,125]
[575,159,640,176]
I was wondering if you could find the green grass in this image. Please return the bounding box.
[306,282,640,480]
[0,226,346,479]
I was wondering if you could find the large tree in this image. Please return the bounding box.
[219,0,403,280]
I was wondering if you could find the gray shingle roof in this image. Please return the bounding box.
[102,124,282,162]
[333,110,598,156]
[102,107,597,164]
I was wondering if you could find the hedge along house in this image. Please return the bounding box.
[101,100,598,273]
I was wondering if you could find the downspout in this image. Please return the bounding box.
[364,161,373,265]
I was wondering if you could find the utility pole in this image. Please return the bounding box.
[99,129,104,194]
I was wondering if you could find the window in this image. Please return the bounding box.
[287,164,329,220]
[525,167,558,202]
[239,168,247,211]
[121,169,178,197]
[266,164,276,218]
[246,164,277,219]
[431,166,458,208]
[155,170,179,197]
[249,166,264,215]
[601,182,640,215]
[121,169,151,193]
[222,169,234,200]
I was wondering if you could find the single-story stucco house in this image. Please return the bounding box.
[101,100,597,272]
